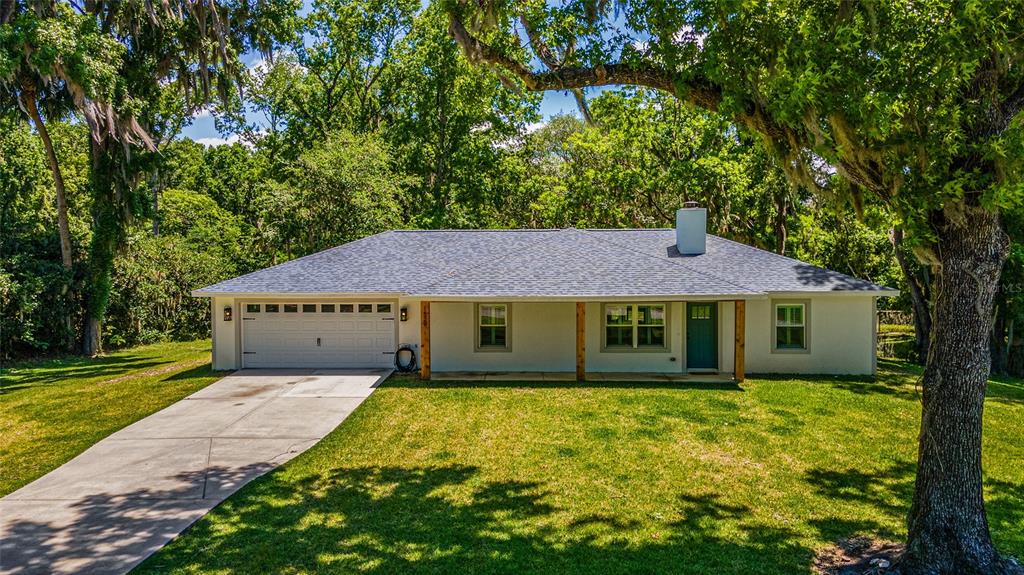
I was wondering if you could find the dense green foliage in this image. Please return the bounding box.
[447,3,1024,570]
[2,81,910,357]
[4,2,1024,572]
[4,0,1020,378]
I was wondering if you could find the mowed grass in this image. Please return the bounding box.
[0,340,220,496]
[138,362,1024,574]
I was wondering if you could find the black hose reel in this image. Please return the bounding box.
[394,344,417,372]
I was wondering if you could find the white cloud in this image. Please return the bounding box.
[195,134,241,147]
[192,103,218,119]
[524,121,545,134]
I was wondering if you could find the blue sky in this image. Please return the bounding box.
[179,89,587,145]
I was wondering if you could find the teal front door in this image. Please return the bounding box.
[686,303,718,370]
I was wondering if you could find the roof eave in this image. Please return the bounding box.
[190,290,407,298]
[762,289,900,298]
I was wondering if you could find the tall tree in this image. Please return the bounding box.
[390,4,539,226]
[220,0,418,166]
[538,89,798,249]
[445,1,1024,573]
[0,3,129,349]
[3,0,299,355]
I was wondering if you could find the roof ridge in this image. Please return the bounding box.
[390,228,562,233]
[410,229,564,293]
[579,229,762,295]
[584,227,673,231]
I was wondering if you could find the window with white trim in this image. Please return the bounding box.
[477,304,509,350]
[604,303,667,349]
[775,303,806,350]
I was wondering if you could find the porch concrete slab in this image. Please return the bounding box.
[218,396,365,438]
[1,369,389,575]
[593,372,677,382]
[484,371,546,381]
[542,372,577,382]
[431,371,487,381]
[108,397,268,440]
[5,439,210,502]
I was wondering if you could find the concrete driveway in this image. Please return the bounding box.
[0,368,391,575]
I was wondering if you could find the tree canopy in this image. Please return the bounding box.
[444,1,1024,573]
[3,2,1024,572]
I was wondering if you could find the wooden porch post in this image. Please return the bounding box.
[734,300,745,382]
[420,301,431,379]
[576,302,586,381]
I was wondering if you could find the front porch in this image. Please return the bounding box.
[429,371,739,383]
[417,300,747,383]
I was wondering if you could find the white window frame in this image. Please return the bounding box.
[602,303,669,352]
[475,303,511,352]
[772,300,810,353]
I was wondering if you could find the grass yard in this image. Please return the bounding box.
[0,340,220,496]
[138,362,1024,574]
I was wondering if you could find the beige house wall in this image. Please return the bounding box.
[209,294,878,376]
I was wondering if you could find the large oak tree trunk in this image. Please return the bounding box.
[82,316,102,357]
[81,138,119,357]
[899,208,1019,575]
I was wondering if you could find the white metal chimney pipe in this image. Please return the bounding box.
[676,202,707,255]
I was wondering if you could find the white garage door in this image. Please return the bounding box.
[241,302,396,368]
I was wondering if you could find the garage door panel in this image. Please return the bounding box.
[242,302,395,368]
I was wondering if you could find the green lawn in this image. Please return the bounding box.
[0,340,220,496]
[137,362,1024,574]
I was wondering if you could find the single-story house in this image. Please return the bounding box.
[193,206,897,380]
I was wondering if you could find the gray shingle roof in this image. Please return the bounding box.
[193,228,896,297]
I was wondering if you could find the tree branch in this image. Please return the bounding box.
[518,15,595,125]
[447,12,722,112]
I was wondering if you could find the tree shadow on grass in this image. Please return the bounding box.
[136,464,812,575]
[750,369,922,402]
[873,359,1024,407]
[806,461,915,528]
[986,376,1024,407]
[985,478,1024,556]
[0,355,169,394]
[160,362,216,382]
[803,461,1024,561]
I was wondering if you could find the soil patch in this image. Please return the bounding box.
[814,536,903,575]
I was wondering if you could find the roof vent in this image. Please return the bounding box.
[676,204,707,255]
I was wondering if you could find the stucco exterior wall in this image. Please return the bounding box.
[743,295,876,375]
[419,296,875,375]
[207,294,878,375]
[211,296,239,370]
[428,301,576,372]
[397,298,421,348]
